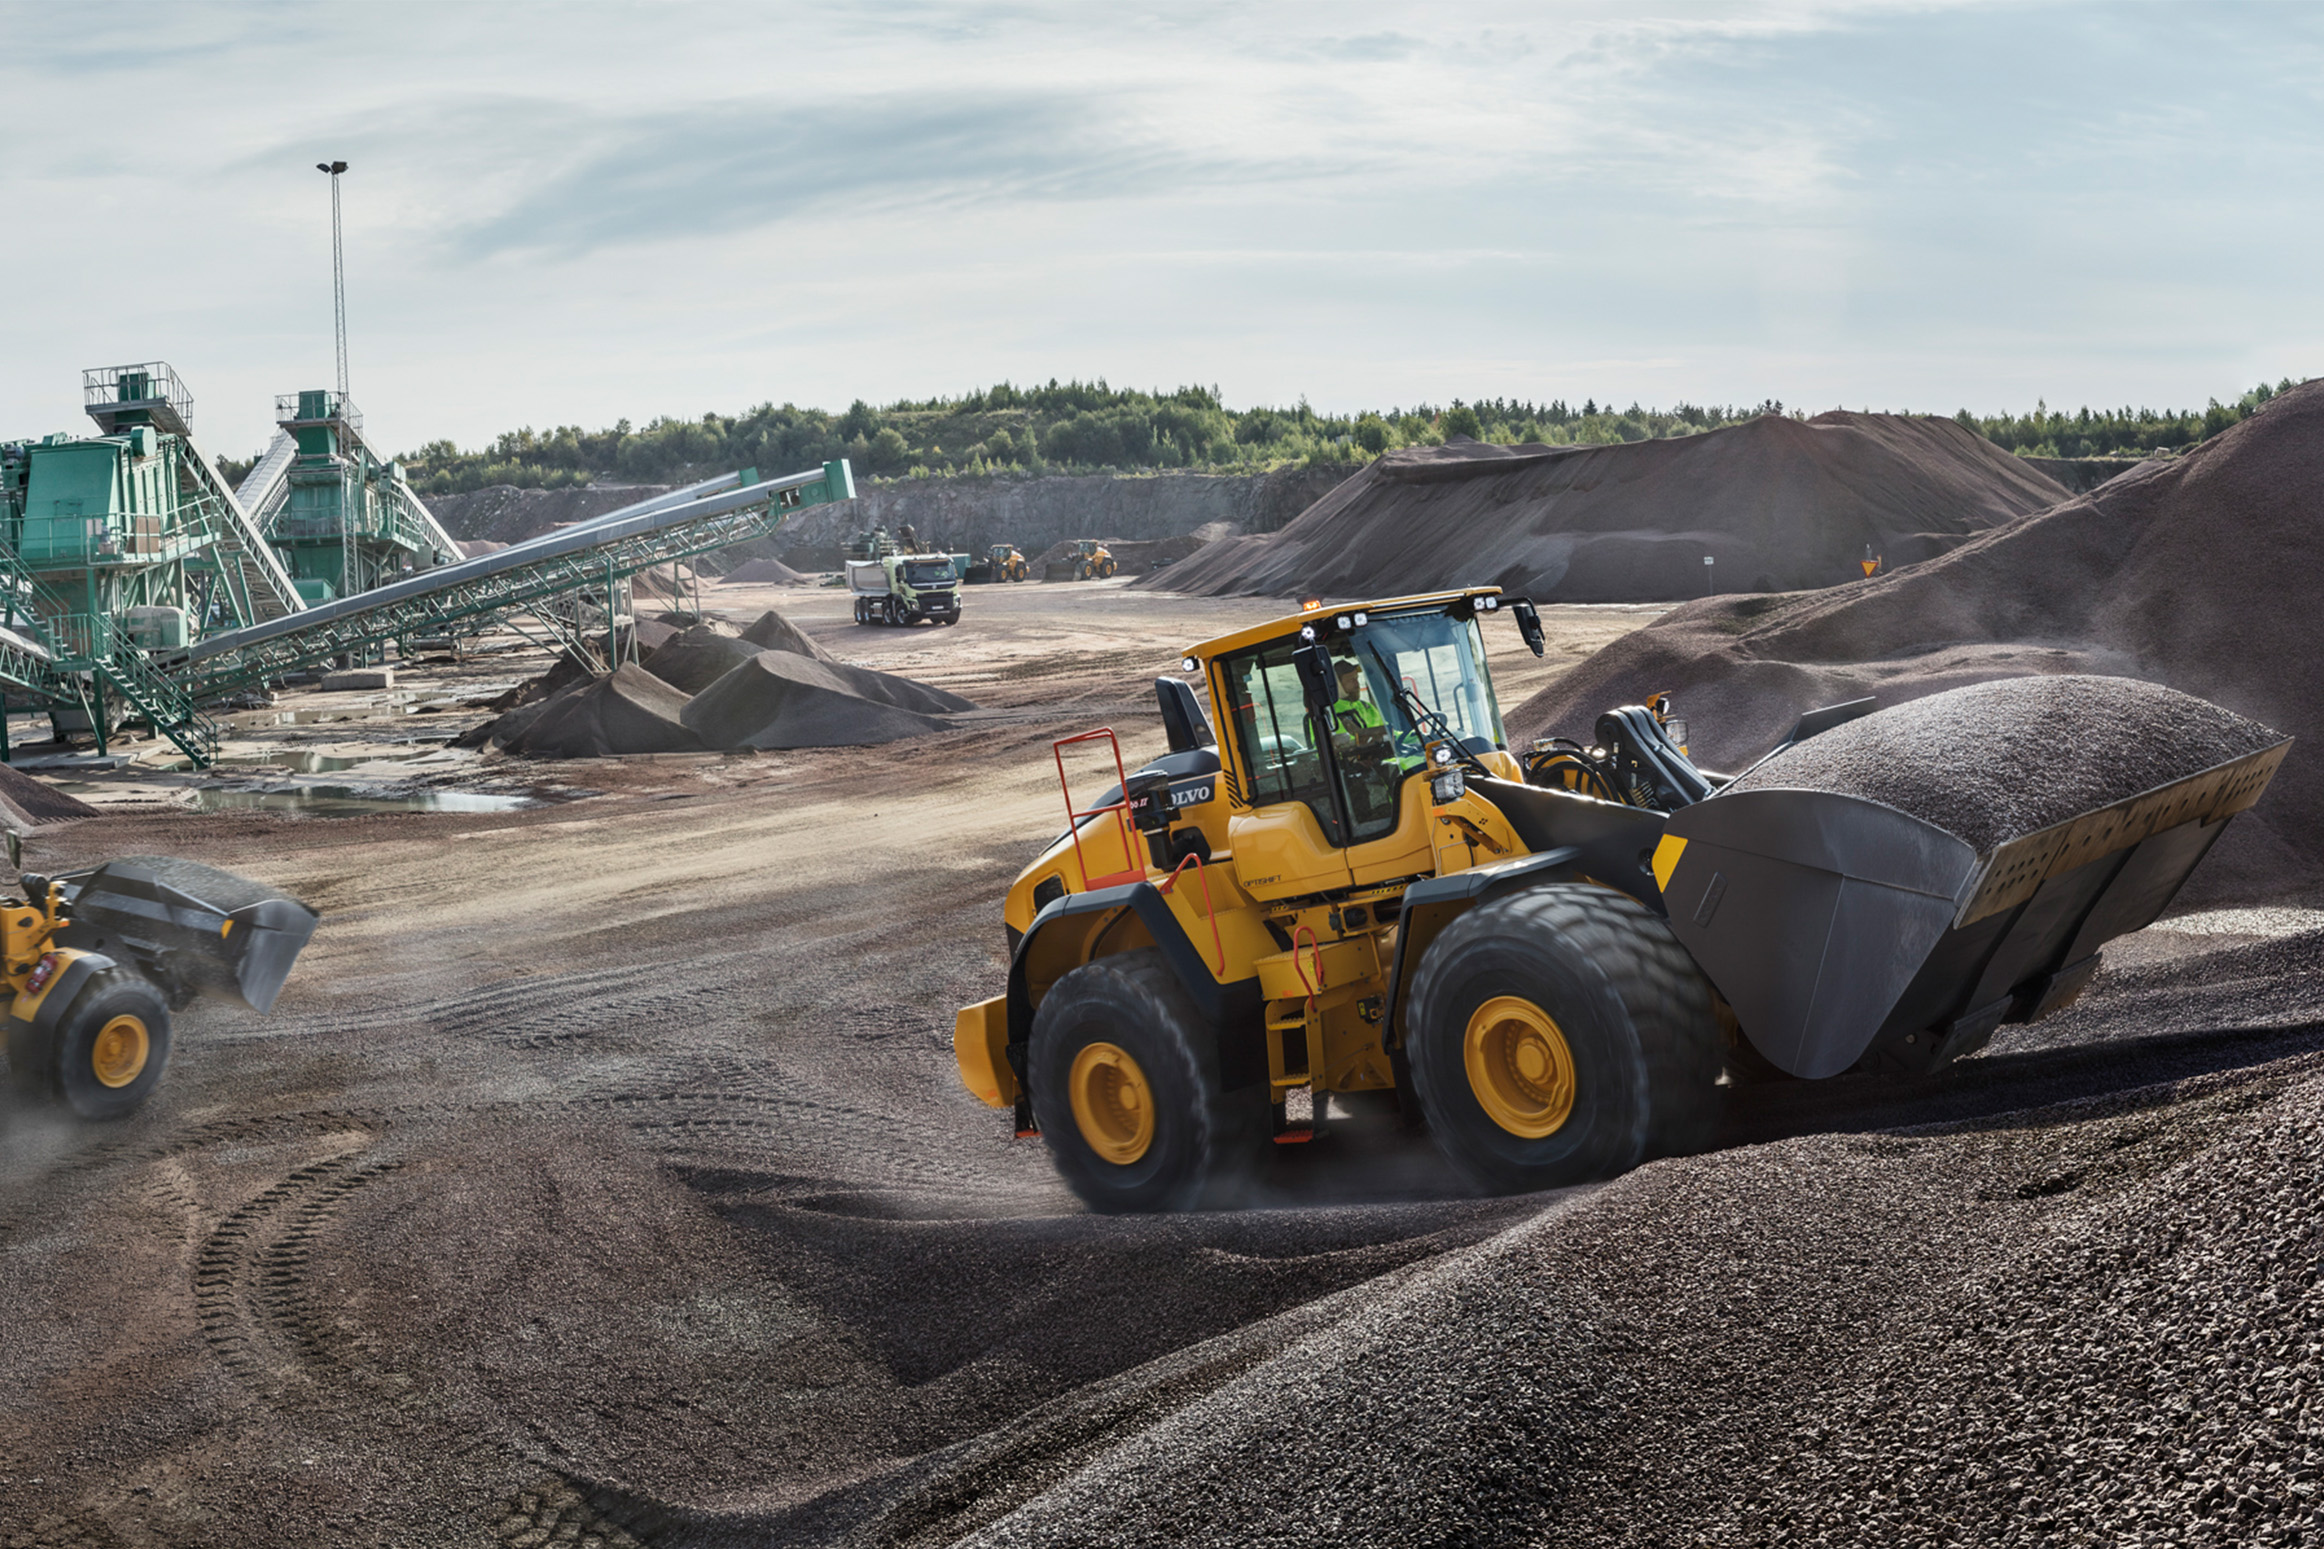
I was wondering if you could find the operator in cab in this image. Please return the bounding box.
[1312,656,1388,752]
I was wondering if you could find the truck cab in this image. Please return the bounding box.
[850,552,962,626]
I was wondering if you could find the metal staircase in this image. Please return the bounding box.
[0,545,219,764]
[181,441,307,623]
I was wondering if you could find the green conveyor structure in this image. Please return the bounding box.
[0,363,856,767]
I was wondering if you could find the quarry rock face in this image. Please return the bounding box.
[1152,412,2067,602]
[423,485,676,545]
[771,464,1352,569]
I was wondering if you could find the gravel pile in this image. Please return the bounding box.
[1154,412,2064,602]
[678,652,961,749]
[641,625,775,695]
[1726,675,2284,852]
[1515,379,2324,901]
[738,607,836,662]
[503,664,702,757]
[0,761,95,826]
[929,1055,2324,1547]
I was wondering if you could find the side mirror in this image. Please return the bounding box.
[1291,643,1335,709]
[1510,598,1546,658]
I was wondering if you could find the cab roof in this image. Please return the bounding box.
[1183,586,1504,661]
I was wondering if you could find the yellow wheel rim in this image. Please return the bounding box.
[1463,995,1576,1138]
[91,1014,150,1089]
[1068,1041,1155,1165]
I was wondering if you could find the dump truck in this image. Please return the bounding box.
[849,553,962,626]
[986,544,1030,583]
[4,844,319,1120]
[954,588,2288,1211]
[1072,540,1117,581]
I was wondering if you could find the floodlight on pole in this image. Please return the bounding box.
[316,161,349,399]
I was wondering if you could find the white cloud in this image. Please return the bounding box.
[0,0,2316,460]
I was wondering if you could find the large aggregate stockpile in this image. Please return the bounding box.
[680,651,966,750]
[465,606,971,756]
[502,665,702,757]
[738,608,836,662]
[1514,379,2324,899]
[1151,412,2066,601]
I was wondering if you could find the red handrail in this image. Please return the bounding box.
[1157,850,1225,975]
[1052,727,1145,890]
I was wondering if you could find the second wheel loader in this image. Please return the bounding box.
[4,843,319,1121]
[955,588,2288,1211]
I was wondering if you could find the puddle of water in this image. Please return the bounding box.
[187,786,536,817]
[221,749,436,775]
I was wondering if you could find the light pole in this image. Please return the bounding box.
[316,161,349,399]
[1703,554,1715,596]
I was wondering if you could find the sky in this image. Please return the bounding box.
[1,0,2317,461]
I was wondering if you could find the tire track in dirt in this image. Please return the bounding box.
[193,1144,399,1398]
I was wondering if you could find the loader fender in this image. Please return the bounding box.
[14,948,113,1037]
[4,949,116,1085]
[1007,883,1266,1090]
[1470,777,1669,911]
[1384,848,1583,1042]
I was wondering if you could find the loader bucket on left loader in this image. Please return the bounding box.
[1655,739,2291,1078]
[59,857,320,1013]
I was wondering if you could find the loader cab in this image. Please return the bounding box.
[1205,592,1518,898]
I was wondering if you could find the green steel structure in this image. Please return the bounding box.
[170,462,855,704]
[261,389,461,607]
[0,365,306,759]
[0,362,858,768]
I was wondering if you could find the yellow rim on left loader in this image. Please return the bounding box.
[91,1014,150,1089]
[1068,1041,1156,1164]
[1463,995,1576,1138]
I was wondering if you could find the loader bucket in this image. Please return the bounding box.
[58,857,320,1013]
[1655,739,2291,1078]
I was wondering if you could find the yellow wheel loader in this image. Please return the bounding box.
[988,544,1030,583]
[1072,540,1117,581]
[956,589,2288,1211]
[3,842,318,1121]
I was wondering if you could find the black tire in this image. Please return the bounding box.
[6,1015,49,1100]
[942,615,960,627]
[44,970,173,1121]
[1028,949,1266,1212]
[1406,884,1721,1194]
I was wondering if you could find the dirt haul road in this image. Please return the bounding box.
[3,580,2320,1547]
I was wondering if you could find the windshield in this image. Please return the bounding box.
[1347,610,1506,751]
[1221,608,1503,847]
[902,559,955,585]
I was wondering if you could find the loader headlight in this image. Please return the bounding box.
[1352,611,1368,626]
[1431,769,1466,805]
[1335,614,1352,631]
[1433,744,1456,766]
[1299,624,1317,641]
[1182,656,1199,674]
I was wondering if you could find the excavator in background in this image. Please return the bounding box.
[4,839,318,1120]
[955,588,2286,1211]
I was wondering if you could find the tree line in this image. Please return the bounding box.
[389,376,2307,495]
